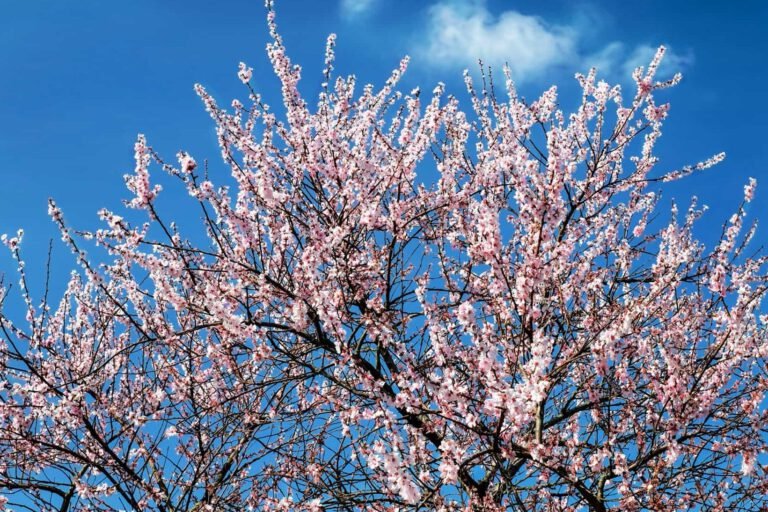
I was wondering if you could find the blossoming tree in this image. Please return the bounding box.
[1,6,767,512]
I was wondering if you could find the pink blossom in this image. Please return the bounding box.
[237,61,253,84]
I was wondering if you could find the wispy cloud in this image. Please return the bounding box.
[582,42,692,80]
[584,42,625,76]
[414,0,692,84]
[340,0,377,20]
[620,44,693,78]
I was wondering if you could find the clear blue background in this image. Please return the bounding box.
[0,0,766,297]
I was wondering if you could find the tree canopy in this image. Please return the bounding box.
[1,6,767,512]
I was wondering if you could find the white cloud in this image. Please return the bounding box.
[417,0,576,82]
[415,1,693,84]
[340,0,376,20]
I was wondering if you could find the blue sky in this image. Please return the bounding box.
[0,0,766,294]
